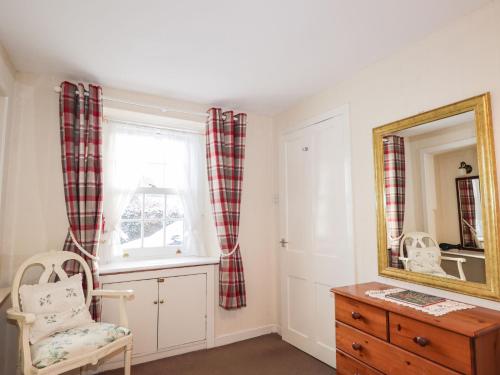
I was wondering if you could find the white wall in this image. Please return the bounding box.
[0,73,278,373]
[274,0,500,311]
[0,43,16,229]
[0,41,18,375]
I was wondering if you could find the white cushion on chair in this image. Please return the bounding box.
[29,303,94,344]
[20,274,87,313]
[19,274,93,343]
[407,246,446,276]
[31,322,131,369]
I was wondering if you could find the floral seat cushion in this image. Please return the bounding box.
[31,322,131,369]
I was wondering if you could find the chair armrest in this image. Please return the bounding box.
[398,257,410,270]
[441,257,467,281]
[92,290,134,328]
[91,289,134,299]
[442,256,467,263]
[6,308,36,325]
[7,308,35,371]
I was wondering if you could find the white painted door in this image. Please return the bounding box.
[158,274,207,349]
[101,279,158,359]
[280,109,355,367]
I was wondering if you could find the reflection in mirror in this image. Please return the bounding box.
[383,111,486,283]
[456,176,483,249]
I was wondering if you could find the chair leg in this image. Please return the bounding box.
[124,345,132,375]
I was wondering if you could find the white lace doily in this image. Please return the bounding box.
[365,288,475,316]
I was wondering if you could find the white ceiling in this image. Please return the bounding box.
[0,0,491,115]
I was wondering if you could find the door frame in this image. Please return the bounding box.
[278,104,355,362]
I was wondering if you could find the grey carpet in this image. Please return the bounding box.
[101,334,335,375]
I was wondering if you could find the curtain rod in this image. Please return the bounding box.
[104,118,205,135]
[53,86,208,117]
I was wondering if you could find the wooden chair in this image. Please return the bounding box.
[7,250,134,375]
[399,232,467,281]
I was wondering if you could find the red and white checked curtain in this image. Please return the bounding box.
[383,135,406,268]
[206,108,247,309]
[59,82,104,320]
[457,178,476,247]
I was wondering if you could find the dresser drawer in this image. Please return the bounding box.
[336,321,460,375]
[335,294,387,340]
[336,350,383,375]
[389,312,472,375]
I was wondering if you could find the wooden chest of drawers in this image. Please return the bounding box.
[332,282,500,375]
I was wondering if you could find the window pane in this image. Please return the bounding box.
[140,163,164,188]
[166,195,184,221]
[121,194,142,220]
[120,221,141,248]
[144,194,165,219]
[144,220,164,248]
[166,220,184,246]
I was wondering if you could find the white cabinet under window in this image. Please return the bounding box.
[157,273,207,350]
[98,261,216,372]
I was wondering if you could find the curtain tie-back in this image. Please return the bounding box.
[69,227,100,261]
[388,233,404,241]
[220,241,239,258]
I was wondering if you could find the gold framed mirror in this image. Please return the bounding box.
[373,93,500,300]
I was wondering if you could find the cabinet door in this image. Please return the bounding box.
[158,274,207,349]
[101,279,158,357]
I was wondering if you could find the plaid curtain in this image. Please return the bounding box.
[457,178,476,247]
[383,135,406,268]
[206,108,247,309]
[59,82,104,320]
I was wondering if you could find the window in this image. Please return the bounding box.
[104,120,207,261]
[120,189,185,255]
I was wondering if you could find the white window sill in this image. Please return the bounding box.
[99,256,220,275]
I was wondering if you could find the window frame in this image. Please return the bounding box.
[119,186,185,260]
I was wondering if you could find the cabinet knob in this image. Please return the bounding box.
[413,336,429,347]
[160,299,165,304]
[352,342,362,351]
[153,300,158,305]
[351,311,362,320]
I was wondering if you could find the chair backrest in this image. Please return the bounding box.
[399,231,439,255]
[11,250,93,311]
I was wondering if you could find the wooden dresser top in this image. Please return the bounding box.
[332,282,500,337]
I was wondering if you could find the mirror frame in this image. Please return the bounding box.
[373,93,500,300]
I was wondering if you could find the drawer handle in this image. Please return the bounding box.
[413,336,429,347]
[351,342,362,351]
[351,311,362,320]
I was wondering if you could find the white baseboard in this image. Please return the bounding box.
[214,324,280,347]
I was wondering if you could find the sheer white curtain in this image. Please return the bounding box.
[169,131,207,256]
[102,121,206,263]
